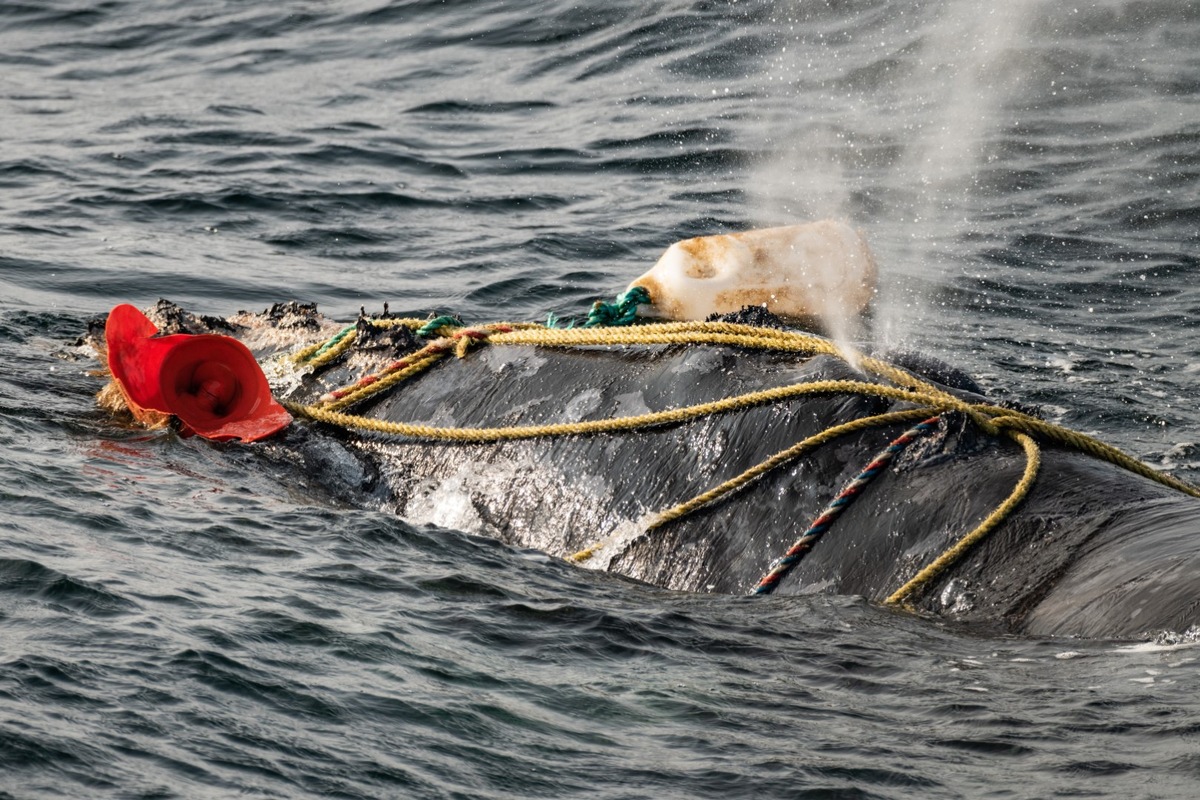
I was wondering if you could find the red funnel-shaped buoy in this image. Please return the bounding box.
[157,334,292,442]
[106,303,172,419]
[104,303,291,442]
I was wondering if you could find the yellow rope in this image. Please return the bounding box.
[287,316,1200,604]
[884,430,1041,607]
[304,320,980,424]
[487,322,930,390]
[289,379,967,442]
[294,329,358,370]
[646,408,942,532]
[310,322,547,412]
[292,338,336,364]
[566,407,938,563]
[291,317,467,371]
[324,350,450,412]
[991,414,1200,499]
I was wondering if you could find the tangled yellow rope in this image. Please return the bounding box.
[283,318,1200,606]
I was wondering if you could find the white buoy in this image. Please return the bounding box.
[627,219,877,330]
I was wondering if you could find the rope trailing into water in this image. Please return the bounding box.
[283,315,1200,605]
[751,416,942,596]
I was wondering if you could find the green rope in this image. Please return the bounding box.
[299,324,355,364]
[417,315,465,338]
[583,286,650,328]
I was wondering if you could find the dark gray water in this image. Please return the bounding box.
[3,1,1200,797]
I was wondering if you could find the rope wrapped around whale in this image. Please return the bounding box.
[283,316,1200,606]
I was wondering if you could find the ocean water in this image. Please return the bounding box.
[3,1,1200,797]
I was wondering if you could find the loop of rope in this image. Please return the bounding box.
[286,315,1200,605]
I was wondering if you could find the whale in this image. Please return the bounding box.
[90,298,1200,641]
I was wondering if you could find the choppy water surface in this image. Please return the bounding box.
[3,1,1200,797]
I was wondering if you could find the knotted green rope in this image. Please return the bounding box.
[583,286,650,328]
[417,315,465,338]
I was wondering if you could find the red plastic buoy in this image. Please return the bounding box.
[104,304,292,442]
[105,303,170,419]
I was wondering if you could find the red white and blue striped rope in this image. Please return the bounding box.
[750,415,942,596]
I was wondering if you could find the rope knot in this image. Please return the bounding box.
[584,286,651,328]
[452,328,493,358]
[417,315,465,338]
[967,408,1001,437]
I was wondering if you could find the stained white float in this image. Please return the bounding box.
[627,219,877,328]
